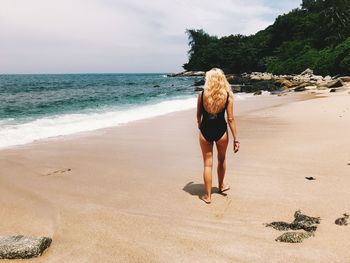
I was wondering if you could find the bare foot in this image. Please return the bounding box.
[219,184,230,193]
[200,195,211,204]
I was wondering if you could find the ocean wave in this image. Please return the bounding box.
[0,97,197,149]
[0,93,253,149]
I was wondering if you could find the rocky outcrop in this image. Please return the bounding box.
[172,69,348,94]
[229,70,347,93]
[167,71,205,77]
[0,235,51,259]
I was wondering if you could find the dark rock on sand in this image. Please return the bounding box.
[0,235,52,259]
[305,176,316,180]
[330,88,337,92]
[340,76,350,82]
[254,90,262,95]
[275,231,314,243]
[266,210,321,232]
[294,86,306,92]
[325,79,343,89]
[335,214,349,226]
[294,85,307,92]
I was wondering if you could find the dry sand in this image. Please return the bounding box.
[0,90,350,262]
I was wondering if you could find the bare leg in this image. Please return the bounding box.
[215,131,229,191]
[199,132,213,203]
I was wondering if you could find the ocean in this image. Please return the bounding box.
[0,73,253,149]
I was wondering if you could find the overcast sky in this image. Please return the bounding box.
[0,0,301,74]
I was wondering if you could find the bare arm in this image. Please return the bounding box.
[196,92,202,129]
[226,94,240,152]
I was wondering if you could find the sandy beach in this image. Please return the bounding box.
[1,90,350,262]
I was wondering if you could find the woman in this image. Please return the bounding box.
[197,68,239,204]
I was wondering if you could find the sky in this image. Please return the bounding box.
[0,0,302,74]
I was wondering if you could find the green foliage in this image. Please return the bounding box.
[184,0,350,75]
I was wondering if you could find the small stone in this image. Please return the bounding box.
[335,214,349,226]
[275,231,314,243]
[153,85,160,88]
[330,88,337,93]
[0,235,52,259]
[254,90,262,95]
[305,177,316,180]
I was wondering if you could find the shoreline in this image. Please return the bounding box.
[1,90,350,262]
[0,92,313,152]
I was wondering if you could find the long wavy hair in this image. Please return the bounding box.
[203,68,232,114]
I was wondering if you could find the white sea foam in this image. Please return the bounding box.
[0,93,252,149]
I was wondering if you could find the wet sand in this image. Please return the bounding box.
[0,91,350,262]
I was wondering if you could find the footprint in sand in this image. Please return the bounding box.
[215,199,232,219]
[43,168,71,176]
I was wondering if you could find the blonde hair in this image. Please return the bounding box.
[203,68,232,114]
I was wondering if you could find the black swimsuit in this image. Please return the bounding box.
[200,91,229,142]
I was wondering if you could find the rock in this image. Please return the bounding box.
[167,71,187,77]
[227,75,251,85]
[275,79,295,88]
[0,235,52,259]
[191,71,205,76]
[250,72,273,81]
[266,210,320,233]
[153,85,160,88]
[310,75,324,82]
[325,79,343,89]
[230,85,242,93]
[251,81,280,92]
[193,79,205,86]
[167,71,205,77]
[254,90,262,95]
[275,231,314,243]
[335,214,349,226]
[294,86,306,92]
[183,71,205,76]
[340,76,350,82]
[300,68,314,75]
[305,176,316,180]
[324,75,332,81]
[330,88,337,93]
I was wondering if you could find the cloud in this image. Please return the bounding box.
[0,0,301,73]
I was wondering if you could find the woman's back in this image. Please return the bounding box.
[200,90,229,142]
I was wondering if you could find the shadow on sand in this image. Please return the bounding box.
[182,181,227,197]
